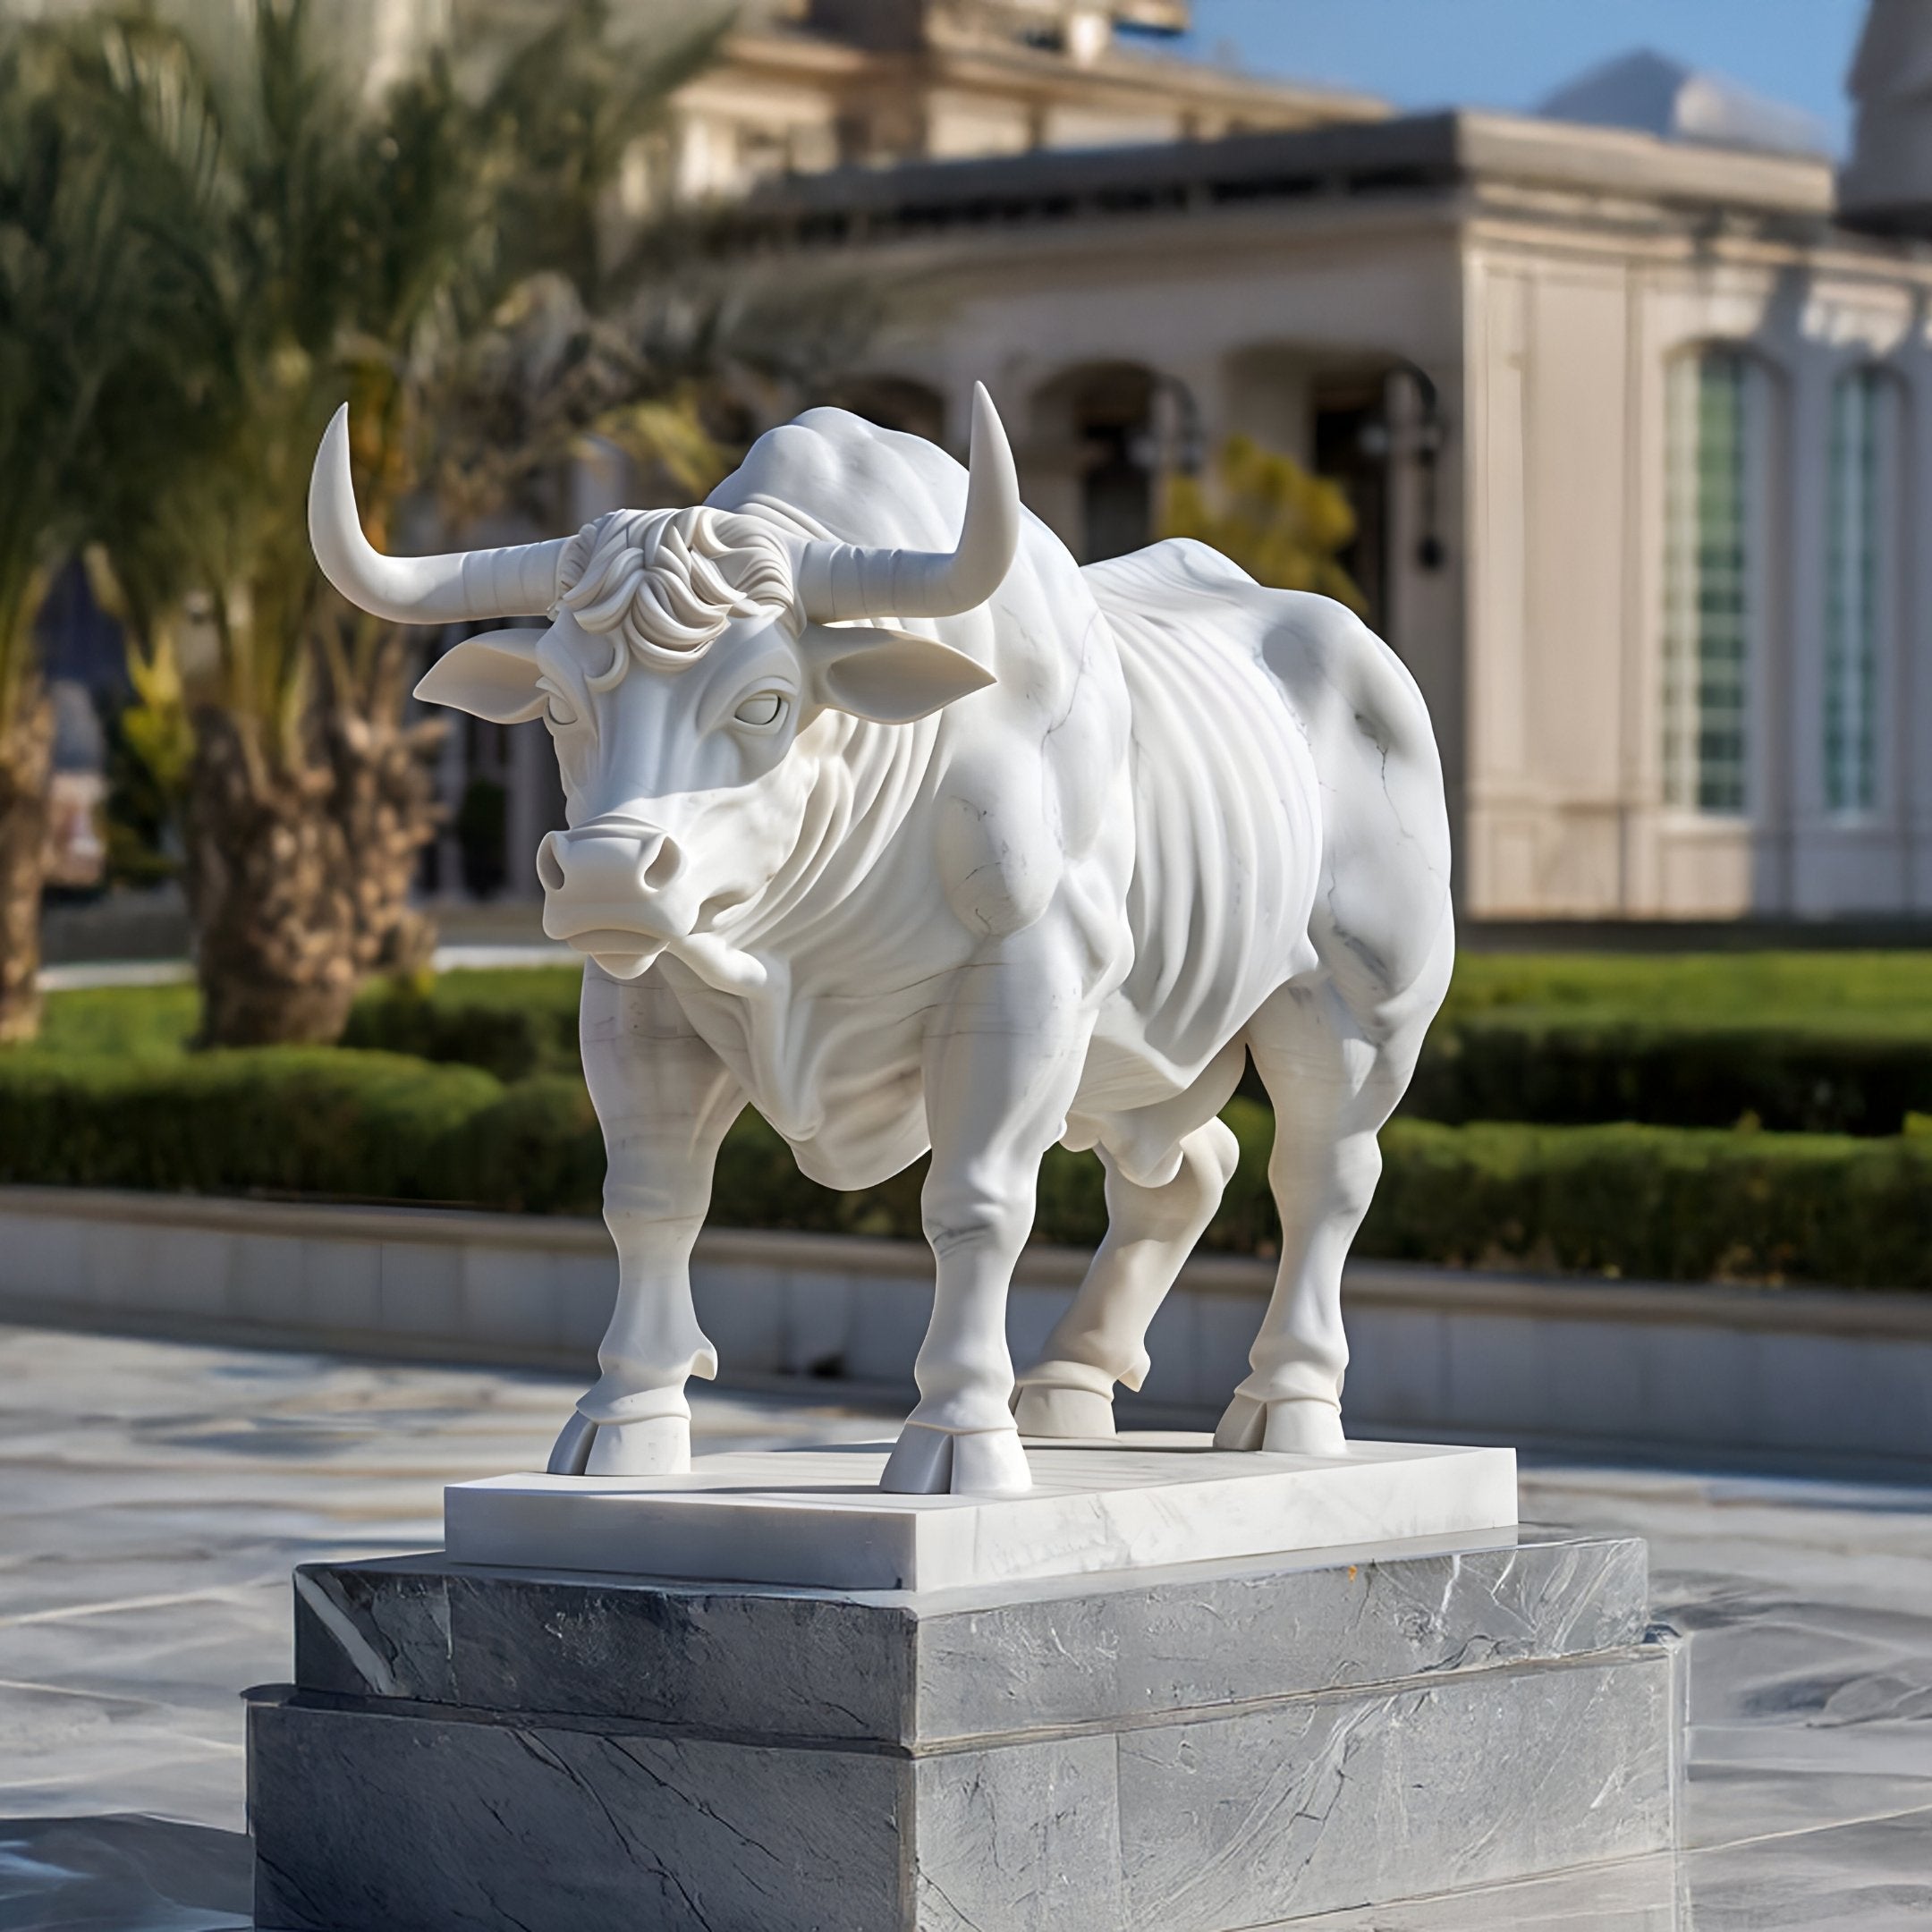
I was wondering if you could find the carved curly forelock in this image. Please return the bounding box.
[555,507,794,681]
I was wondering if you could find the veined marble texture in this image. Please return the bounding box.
[247,1636,1677,1932]
[317,393,1456,1494]
[293,1528,1644,1745]
[1,1321,1929,1929]
[443,1436,1518,1589]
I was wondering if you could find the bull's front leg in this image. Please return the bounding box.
[883,924,1094,1497]
[547,965,743,1479]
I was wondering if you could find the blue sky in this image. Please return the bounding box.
[1170,0,1871,151]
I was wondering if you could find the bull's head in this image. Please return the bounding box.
[309,387,1021,985]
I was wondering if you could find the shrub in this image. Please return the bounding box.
[1361,1118,1932,1289]
[8,1046,1928,1290]
[1440,949,1932,1025]
[16,961,1932,1289]
[35,981,199,1058]
[1404,950,1932,1134]
[45,953,1932,1136]
[341,968,582,1081]
[418,1072,606,1215]
[0,1048,503,1200]
[700,1108,1932,1291]
[1405,1017,1932,1134]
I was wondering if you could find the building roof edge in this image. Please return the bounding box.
[739,106,1836,229]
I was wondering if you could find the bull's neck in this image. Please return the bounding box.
[672,711,934,1000]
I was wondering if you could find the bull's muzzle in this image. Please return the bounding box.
[537,819,686,978]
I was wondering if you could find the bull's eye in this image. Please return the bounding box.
[545,691,577,728]
[733,691,785,729]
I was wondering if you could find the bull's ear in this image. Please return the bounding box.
[412,628,548,723]
[802,623,995,724]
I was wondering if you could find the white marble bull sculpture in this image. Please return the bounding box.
[309,386,1453,1496]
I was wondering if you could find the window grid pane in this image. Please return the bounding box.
[1661,358,1698,807]
[1663,351,1755,813]
[1825,369,1884,816]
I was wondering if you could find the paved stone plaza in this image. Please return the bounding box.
[0,1320,1928,1930]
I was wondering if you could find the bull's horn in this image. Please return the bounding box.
[797,382,1021,623]
[309,405,570,623]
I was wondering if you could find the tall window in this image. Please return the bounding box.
[1824,368,1896,817]
[1662,350,1765,813]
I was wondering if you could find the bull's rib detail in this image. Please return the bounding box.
[796,382,1021,623]
[309,404,569,623]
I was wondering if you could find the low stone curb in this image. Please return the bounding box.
[0,1186,1926,1464]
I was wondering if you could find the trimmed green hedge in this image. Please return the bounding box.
[1364,1118,1932,1287]
[0,1049,603,1214]
[359,960,1932,1134]
[37,954,1932,1134]
[30,970,586,1081]
[1408,950,1932,1133]
[1406,1017,1932,1134]
[341,969,582,1082]
[714,1107,1932,1289]
[1440,949,1932,1024]
[4,1046,1931,1288]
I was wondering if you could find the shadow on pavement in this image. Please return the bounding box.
[0,1814,250,1932]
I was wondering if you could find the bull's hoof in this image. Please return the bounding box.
[547,1411,691,1478]
[1013,1382,1117,1439]
[879,1422,1033,1496]
[1213,1394,1347,1456]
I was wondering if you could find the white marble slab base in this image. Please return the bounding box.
[444,1435,1518,1591]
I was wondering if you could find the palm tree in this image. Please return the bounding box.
[0,24,224,1039]
[60,0,723,1045]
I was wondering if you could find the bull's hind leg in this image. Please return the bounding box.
[1013,1117,1239,1437]
[1219,917,1452,1455]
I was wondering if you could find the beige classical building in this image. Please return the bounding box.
[663,0,1932,923]
[34,0,1921,925]
[442,0,1932,922]
[657,0,1383,197]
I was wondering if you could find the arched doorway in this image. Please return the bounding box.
[1030,363,1158,564]
[1075,365,1157,563]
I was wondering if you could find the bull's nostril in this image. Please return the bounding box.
[642,836,682,894]
[535,835,567,894]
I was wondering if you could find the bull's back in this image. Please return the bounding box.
[1084,540,1451,1035]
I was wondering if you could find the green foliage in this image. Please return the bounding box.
[44,1,725,740]
[1440,949,1932,1027]
[6,1034,1932,1289]
[1408,1017,1932,1134]
[416,1072,605,1215]
[23,957,1932,1288]
[1411,950,1932,1133]
[101,615,195,886]
[33,981,199,1058]
[0,21,221,724]
[33,968,581,1077]
[0,1046,501,1199]
[1362,1119,1932,1290]
[1159,436,1365,612]
[342,968,582,1081]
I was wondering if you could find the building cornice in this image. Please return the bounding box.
[724,107,1932,277]
[717,24,1387,127]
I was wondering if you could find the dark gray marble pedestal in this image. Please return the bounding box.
[248,1525,1681,1931]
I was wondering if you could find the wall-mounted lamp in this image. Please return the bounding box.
[1391,360,1447,572]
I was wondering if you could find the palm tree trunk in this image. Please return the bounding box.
[0,692,53,1043]
[185,707,361,1046]
[326,696,445,983]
